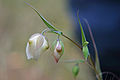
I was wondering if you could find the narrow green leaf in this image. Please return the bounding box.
[77,13,86,44]
[79,22,86,45]
[25,2,57,31]
[77,12,89,60]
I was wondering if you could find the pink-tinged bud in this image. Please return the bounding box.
[52,40,64,63]
[26,33,49,60]
[56,43,62,52]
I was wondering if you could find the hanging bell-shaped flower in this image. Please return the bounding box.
[52,39,64,63]
[26,33,49,60]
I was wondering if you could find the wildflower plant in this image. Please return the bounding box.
[25,2,103,80]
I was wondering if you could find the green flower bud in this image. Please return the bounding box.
[26,33,49,60]
[72,64,79,77]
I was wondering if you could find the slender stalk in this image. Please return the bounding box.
[88,56,102,80]
[41,28,50,35]
[60,59,84,63]
[62,33,82,50]
[83,18,102,80]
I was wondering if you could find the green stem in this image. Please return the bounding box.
[60,59,84,63]
[88,56,102,80]
[62,33,82,50]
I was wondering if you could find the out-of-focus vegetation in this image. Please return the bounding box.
[0,0,95,80]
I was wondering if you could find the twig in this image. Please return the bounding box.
[62,33,82,50]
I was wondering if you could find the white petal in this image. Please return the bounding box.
[26,42,33,59]
[41,37,49,50]
[29,33,40,41]
[54,49,60,59]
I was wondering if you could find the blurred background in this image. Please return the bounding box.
[0,0,95,80]
[0,0,120,80]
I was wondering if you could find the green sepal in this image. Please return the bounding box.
[82,46,89,60]
[82,41,89,47]
[51,40,57,51]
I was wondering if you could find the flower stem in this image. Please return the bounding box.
[62,33,82,51]
[41,28,50,35]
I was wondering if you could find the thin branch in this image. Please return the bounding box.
[60,59,84,63]
[41,28,50,35]
[62,33,82,50]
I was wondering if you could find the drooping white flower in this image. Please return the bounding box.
[26,33,49,60]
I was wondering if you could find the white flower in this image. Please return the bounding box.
[26,33,49,60]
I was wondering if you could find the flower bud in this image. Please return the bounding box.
[52,40,64,63]
[72,64,79,77]
[26,33,49,60]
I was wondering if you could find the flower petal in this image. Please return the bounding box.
[26,42,33,59]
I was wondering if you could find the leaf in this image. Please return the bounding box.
[77,12,89,60]
[25,2,57,31]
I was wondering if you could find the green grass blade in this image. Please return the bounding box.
[25,2,57,31]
